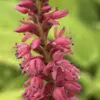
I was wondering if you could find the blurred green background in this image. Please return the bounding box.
[0,0,100,100]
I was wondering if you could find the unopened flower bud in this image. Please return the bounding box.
[15,5,28,14]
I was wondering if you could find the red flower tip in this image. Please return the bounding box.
[18,1,34,8]
[15,5,28,14]
[15,23,33,33]
[51,10,68,19]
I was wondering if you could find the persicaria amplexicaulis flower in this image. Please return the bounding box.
[15,0,81,100]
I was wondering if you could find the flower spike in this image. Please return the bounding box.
[15,0,81,100]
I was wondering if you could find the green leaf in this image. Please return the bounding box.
[0,62,20,91]
[3,75,25,91]
[0,90,23,100]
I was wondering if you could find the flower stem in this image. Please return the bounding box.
[35,0,50,63]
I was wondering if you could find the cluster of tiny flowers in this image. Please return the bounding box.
[15,0,81,100]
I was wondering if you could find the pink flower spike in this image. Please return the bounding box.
[52,50,64,61]
[23,77,45,100]
[69,96,78,100]
[43,61,54,76]
[30,77,45,89]
[48,19,59,25]
[22,33,32,42]
[15,23,33,33]
[15,5,28,14]
[52,37,71,46]
[41,5,51,12]
[28,58,45,76]
[64,81,81,93]
[15,43,30,58]
[15,0,81,100]
[31,38,41,49]
[51,37,72,54]
[53,87,68,100]
[51,10,68,19]
[18,0,34,8]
